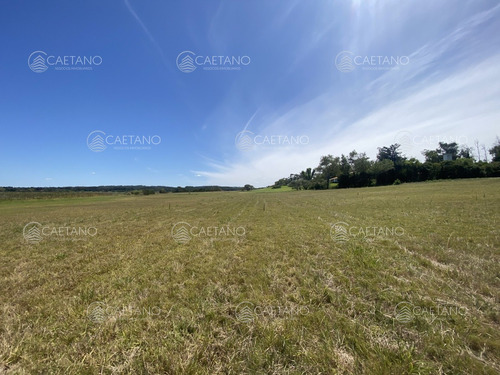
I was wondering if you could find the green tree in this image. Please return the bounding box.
[458,146,474,159]
[377,144,404,164]
[288,180,304,190]
[422,149,441,163]
[348,150,371,174]
[316,155,341,189]
[370,159,395,185]
[489,137,500,162]
[439,142,459,160]
[370,159,394,174]
[300,168,315,180]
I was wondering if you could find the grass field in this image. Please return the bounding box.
[1,179,499,374]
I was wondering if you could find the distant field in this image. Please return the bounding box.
[254,186,294,192]
[0,191,118,200]
[1,179,499,374]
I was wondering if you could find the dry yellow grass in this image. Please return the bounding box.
[0,179,499,374]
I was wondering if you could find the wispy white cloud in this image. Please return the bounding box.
[196,53,500,186]
[195,1,500,186]
[365,2,500,102]
[124,0,170,68]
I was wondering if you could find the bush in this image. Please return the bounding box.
[393,179,402,185]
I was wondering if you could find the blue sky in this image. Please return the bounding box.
[1,0,499,187]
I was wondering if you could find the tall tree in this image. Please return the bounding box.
[474,139,482,161]
[482,144,489,162]
[422,149,441,163]
[438,142,459,160]
[377,144,404,164]
[300,168,315,180]
[489,137,500,162]
[316,155,340,189]
[458,145,473,159]
[348,150,371,174]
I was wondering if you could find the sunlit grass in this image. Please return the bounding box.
[0,179,499,373]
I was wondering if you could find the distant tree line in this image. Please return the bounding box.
[273,138,500,190]
[0,185,242,194]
